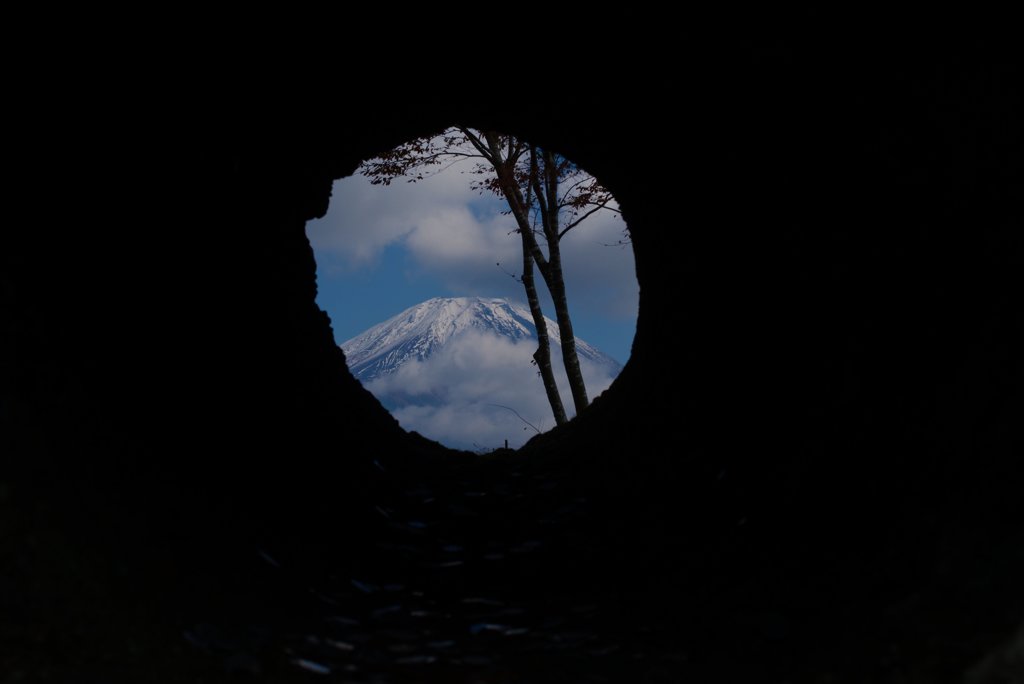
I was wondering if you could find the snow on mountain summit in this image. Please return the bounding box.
[341,297,619,383]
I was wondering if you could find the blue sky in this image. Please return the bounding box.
[306,156,638,365]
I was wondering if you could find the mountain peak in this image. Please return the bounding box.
[340,297,618,384]
[339,296,623,449]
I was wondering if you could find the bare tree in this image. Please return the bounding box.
[360,128,619,424]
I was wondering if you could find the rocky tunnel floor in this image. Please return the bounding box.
[7,441,1016,684]
[182,452,697,683]
[172,443,1023,684]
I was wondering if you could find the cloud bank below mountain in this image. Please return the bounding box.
[365,330,617,450]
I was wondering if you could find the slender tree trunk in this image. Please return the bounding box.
[544,239,590,413]
[476,130,569,426]
[520,233,567,425]
[536,149,589,413]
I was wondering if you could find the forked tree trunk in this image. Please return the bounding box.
[477,130,589,421]
[476,130,570,426]
[520,234,567,425]
[537,149,589,413]
[543,240,589,414]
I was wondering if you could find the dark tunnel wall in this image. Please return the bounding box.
[3,36,1022,681]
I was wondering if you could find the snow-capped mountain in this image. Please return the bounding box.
[341,297,621,384]
[339,297,623,450]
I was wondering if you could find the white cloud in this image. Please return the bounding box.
[305,139,638,324]
[557,209,638,320]
[306,154,493,270]
[365,331,618,450]
[403,205,520,277]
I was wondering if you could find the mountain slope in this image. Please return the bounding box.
[341,297,620,383]
[339,297,623,449]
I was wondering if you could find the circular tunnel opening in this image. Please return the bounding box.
[307,127,638,451]
[10,58,1020,683]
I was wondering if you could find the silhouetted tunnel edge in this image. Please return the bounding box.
[5,52,1021,681]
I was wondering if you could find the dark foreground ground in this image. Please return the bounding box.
[5,439,1022,684]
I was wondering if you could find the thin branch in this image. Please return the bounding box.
[458,127,494,163]
[542,149,561,244]
[525,145,535,208]
[558,199,619,239]
[556,175,592,205]
[416,154,487,180]
[531,148,551,232]
[496,260,520,281]
[483,135,547,272]
[411,150,483,161]
[544,150,560,216]
[487,404,542,434]
[511,138,525,162]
